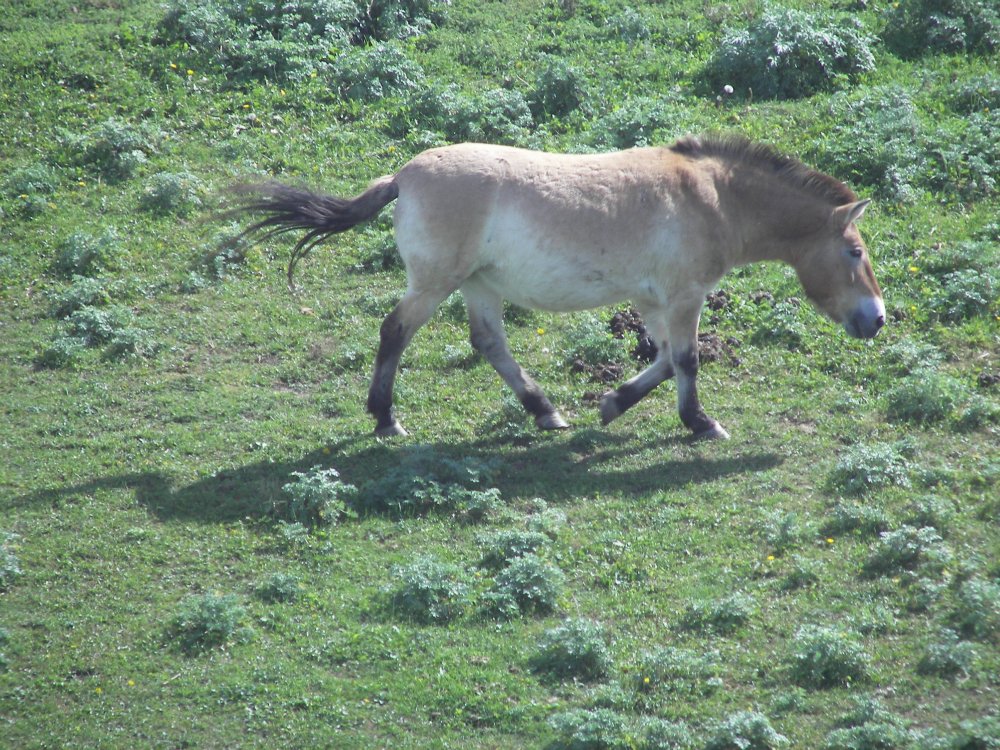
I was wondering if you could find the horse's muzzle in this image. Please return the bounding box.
[845,297,886,339]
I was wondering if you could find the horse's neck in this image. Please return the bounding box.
[721,172,830,268]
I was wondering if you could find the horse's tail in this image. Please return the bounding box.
[228,175,399,287]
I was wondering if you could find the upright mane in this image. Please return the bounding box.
[670,135,858,207]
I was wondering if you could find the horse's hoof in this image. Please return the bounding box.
[374,420,408,437]
[536,412,569,430]
[693,422,730,441]
[599,393,621,425]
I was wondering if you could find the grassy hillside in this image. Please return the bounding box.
[1,0,998,747]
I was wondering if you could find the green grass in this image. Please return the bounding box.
[2,0,999,748]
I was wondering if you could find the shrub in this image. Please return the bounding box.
[929,268,997,322]
[483,553,564,619]
[530,618,612,682]
[401,84,533,145]
[605,8,651,43]
[389,556,469,625]
[823,500,891,538]
[953,717,1000,750]
[104,325,159,361]
[4,163,58,198]
[680,592,754,635]
[168,593,250,654]
[140,171,204,216]
[865,526,953,577]
[759,510,808,555]
[280,466,357,527]
[66,118,158,182]
[549,708,630,750]
[882,338,945,376]
[333,43,425,101]
[917,629,978,679]
[780,556,822,592]
[639,718,698,750]
[50,276,111,319]
[705,711,789,750]
[904,495,956,535]
[634,646,722,696]
[823,697,914,750]
[54,229,124,278]
[1,532,22,591]
[530,55,588,119]
[883,0,999,57]
[708,7,875,100]
[951,577,1000,640]
[788,625,870,689]
[562,313,630,369]
[64,305,135,346]
[35,335,88,369]
[589,96,690,150]
[526,507,568,539]
[886,370,966,425]
[0,628,9,672]
[255,572,302,604]
[748,301,808,351]
[826,442,912,496]
[477,530,551,570]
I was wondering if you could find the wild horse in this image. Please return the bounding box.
[231,135,884,440]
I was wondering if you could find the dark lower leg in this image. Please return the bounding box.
[673,346,729,440]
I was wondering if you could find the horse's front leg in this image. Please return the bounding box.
[668,301,730,441]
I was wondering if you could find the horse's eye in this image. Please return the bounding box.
[848,247,863,258]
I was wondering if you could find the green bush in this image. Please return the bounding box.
[64,305,136,346]
[951,577,1000,640]
[549,708,630,750]
[883,0,999,57]
[823,500,891,538]
[168,593,250,654]
[748,301,808,351]
[1,533,22,592]
[530,55,588,119]
[864,525,953,577]
[255,572,302,604]
[705,711,789,750]
[333,43,426,101]
[886,370,966,424]
[477,530,551,570]
[823,697,914,750]
[35,336,88,370]
[930,268,997,321]
[562,313,630,369]
[634,646,722,696]
[826,442,912,496]
[639,718,697,750]
[65,118,159,182]
[780,556,822,592]
[530,618,612,682]
[917,629,978,679]
[680,593,754,635]
[54,229,125,278]
[49,276,112,319]
[4,163,58,200]
[140,171,204,216]
[280,466,357,527]
[708,7,875,100]
[389,556,469,625]
[788,625,870,689]
[882,338,945,376]
[483,553,564,619]
[953,717,1000,750]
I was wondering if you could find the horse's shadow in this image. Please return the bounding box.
[13,430,783,525]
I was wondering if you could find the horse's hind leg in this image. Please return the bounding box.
[463,282,568,430]
[599,310,674,425]
[367,288,449,436]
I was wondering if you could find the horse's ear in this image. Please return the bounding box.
[834,199,871,228]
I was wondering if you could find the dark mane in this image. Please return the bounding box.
[670,134,858,206]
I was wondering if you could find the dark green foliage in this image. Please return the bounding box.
[54,229,125,278]
[49,276,111,319]
[530,618,612,681]
[917,629,978,679]
[483,553,564,619]
[823,697,914,750]
[389,556,469,624]
[953,716,1000,750]
[705,711,789,750]
[548,708,630,750]
[789,625,870,689]
[256,572,302,603]
[951,577,1000,640]
[883,0,1000,57]
[476,529,551,570]
[168,593,250,654]
[280,466,357,527]
[64,118,159,182]
[708,7,875,100]
[680,593,754,635]
[530,54,588,119]
[826,442,912,496]
[0,533,21,592]
[634,647,722,696]
[139,171,204,216]
[864,526,953,577]
[886,370,966,424]
[333,43,426,101]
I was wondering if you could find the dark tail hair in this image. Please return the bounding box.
[228,175,399,288]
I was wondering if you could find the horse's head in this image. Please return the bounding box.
[795,199,885,339]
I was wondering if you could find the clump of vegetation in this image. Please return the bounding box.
[705,711,788,750]
[4,163,58,216]
[748,301,808,351]
[953,717,1000,749]
[823,697,914,750]
[708,7,875,100]
[759,510,809,555]
[680,592,754,635]
[483,553,564,619]
[638,718,698,750]
[401,84,534,145]
[388,556,469,625]
[864,525,953,577]
[826,442,912,496]
[823,500,891,538]
[255,572,302,604]
[49,276,112,319]
[634,646,722,697]
[562,313,630,370]
[530,618,612,682]
[477,530,551,570]
[1,533,22,591]
[881,338,945,376]
[780,556,822,592]
[54,229,125,278]
[951,577,1000,640]
[333,43,426,101]
[788,625,870,689]
[140,171,204,216]
[886,370,967,425]
[883,0,999,57]
[530,54,589,119]
[160,0,446,82]
[917,629,978,679]
[168,593,251,654]
[929,268,997,322]
[279,466,357,528]
[548,708,630,750]
[64,118,159,182]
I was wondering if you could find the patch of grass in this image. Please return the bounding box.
[788,625,871,689]
[388,556,470,625]
[826,442,912,496]
[530,618,612,682]
[279,466,357,527]
[0,533,22,592]
[865,525,953,578]
[679,592,754,635]
[167,593,251,655]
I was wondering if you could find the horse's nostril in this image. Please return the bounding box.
[875,314,885,330]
